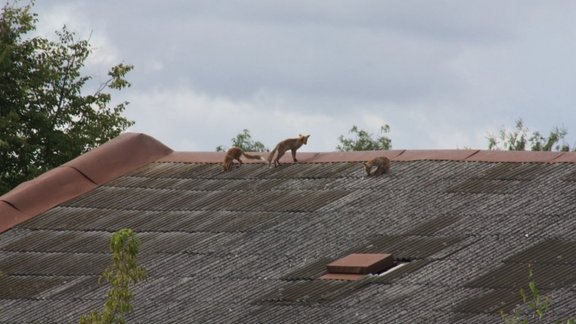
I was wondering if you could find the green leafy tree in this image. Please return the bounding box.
[0,2,134,194]
[336,124,392,151]
[216,129,268,152]
[80,228,147,324]
[488,119,573,152]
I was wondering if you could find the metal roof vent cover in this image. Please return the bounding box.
[320,253,395,281]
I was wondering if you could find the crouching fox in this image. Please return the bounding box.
[364,156,390,176]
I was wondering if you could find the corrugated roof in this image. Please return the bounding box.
[2,133,576,323]
[0,133,172,233]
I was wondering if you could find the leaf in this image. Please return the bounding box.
[80,228,147,322]
[336,124,392,151]
[487,118,572,152]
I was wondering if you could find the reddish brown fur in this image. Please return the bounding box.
[222,147,265,172]
[268,134,310,167]
[363,156,390,176]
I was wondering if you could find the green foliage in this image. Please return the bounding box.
[336,124,392,151]
[79,228,147,324]
[488,119,572,152]
[216,129,268,152]
[0,1,134,194]
[500,267,574,324]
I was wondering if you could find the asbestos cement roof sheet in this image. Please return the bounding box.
[2,133,576,323]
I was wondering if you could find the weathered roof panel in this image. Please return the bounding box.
[3,134,576,323]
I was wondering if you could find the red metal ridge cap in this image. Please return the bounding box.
[298,151,403,163]
[465,150,564,163]
[64,132,173,184]
[393,150,479,161]
[158,150,405,164]
[550,152,576,163]
[153,149,576,164]
[0,166,97,231]
[0,133,174,233]
[159,152,225,163]
[0,201,28,233]
[400,150,576,163]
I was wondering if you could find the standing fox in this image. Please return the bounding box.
[364,156,391,176]
[222,147,266,172]
[268,134,310,167]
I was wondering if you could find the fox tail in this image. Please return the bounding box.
[267,146,279,165]
[242,152,267,162]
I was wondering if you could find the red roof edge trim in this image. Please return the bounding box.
[0,166,96,224]
[159,152,225,163]
[0,201,29,233]
[159,150,576,164]
[393,150,479,161]
[65,165,98,185]
[159,150,406,164]
[464,150,565,163]
[64,132,173,184]
[550,153,576,163]
[0,133,174,232]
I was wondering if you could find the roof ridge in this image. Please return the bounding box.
[3,132,576,233]
[0,133,173,233]
[158,149,576,164]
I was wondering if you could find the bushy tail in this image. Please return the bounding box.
[242,152,267,162]
[267,146,279,165]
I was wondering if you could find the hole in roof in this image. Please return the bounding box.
[372,261,410,277]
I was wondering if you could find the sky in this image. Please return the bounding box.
[32,0,576,152]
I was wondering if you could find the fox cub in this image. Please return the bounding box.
[364,156,390,176]
[222,147,266,172]
[268,134,310,167]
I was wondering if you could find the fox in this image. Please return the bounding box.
[268,134,310,167]
[364,156,391,176]
[222,147,266,172]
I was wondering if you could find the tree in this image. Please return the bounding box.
[0,2,134,194]
[336,125,392,151]
[216,129,269,152]
[488,119,573,152]
[80,228,147,324]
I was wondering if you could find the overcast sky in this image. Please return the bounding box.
[33,1,576,152]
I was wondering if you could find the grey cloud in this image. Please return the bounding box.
[37,0,514,105]
[32,0,576,150]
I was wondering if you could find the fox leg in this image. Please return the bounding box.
[275,148,287,166]
[234,157,243,168]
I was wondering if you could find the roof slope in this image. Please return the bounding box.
[2,134,576,323]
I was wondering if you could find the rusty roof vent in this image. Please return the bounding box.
[320,253,395,281]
